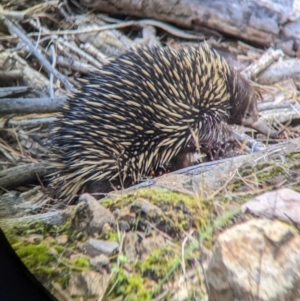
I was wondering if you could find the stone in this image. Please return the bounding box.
[206,219,300,301]
[124,232,139,262]
[81,238,119,257]
[68,271,108,297]
[242,188,300,224]
[78,193,115,235]
[131,197,162,215]
[139,234,166,259]
[90,254,109,269]
[56,234,68,245]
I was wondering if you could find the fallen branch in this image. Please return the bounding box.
[0,117,57,129]
[0,211,64,227]
[0,86,30,98]
[258,59,300,85]
[0,96,66,114]
[0,162,52,188]
[0,15,74,91]
[242,48,284,80]
[80,0,300,55]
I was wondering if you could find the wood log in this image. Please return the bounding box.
[80,0,300,55]
[0,162,52,188]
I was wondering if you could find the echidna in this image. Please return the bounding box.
[49,45,275,202]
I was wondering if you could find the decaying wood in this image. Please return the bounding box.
[0,15,74,91]
[242,48,284,80]
[258,59,300,85]
[0,52,54,96]
[115,137,300,197]
[0,117,57,128]
[0,70,23,81]
[0,210,64,228]
[80,0,300,55]
[186,138,300,196]
[0,86,30,98]
[0,162,52,188]
[0,96,66,114]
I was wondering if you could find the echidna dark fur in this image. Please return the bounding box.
[49,44,274,202]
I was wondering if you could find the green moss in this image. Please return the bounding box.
[108,268,152,301]
[39,266,57,274]
[229,179,244,191]
[286,151,300,160]
[238,166,254,177]
[2,220,84,293]
[14,243,52,268]
[71,256,90,268]
[104,231,119,242]
[125,273,152,301]
[291,162,300,169]
[4,219,73,241]
[138,245,180,280]
[256,165,286,181]
[255,161,274,171]
[103,188,196,211]
[54,245,65,253]
[103,188,219,241]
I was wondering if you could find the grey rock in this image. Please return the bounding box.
[68,271,109,297]
[81,238,119,257]
[90,254,109,269]
[206,219,300,301]
[80,193,115,234]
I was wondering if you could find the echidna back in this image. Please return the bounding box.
[49,46,245,202]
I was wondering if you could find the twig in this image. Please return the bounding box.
[49,44,56,98]
[25,17,42,60]
[258,102,294,111]
[263,104,300,124]
[25,19,205,40]
[28,19,103,72]
[58,38,103,69]
[242,48,284,80]
[0,117,57,128]
[0,15,74,91]
[80,42,109,65]
[54,55,97,73]
[57,1,74,23]
[1,2,60,20]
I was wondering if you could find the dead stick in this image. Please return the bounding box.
[0,96,66,114]
[242,48,284,80]
[0,162,51,188]
[0,15,74,91]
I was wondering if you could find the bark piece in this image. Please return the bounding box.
[0,162,52,188]
[80,0,300,53]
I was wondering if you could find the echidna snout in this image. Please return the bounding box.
[228,71,277,138]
